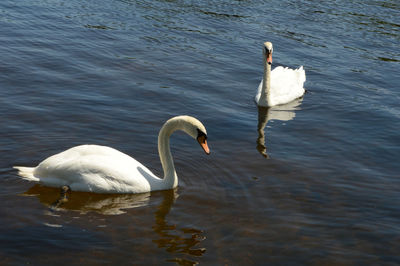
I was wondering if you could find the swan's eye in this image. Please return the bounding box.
[196,129,207,140]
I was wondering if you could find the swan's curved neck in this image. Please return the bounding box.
[260,58,271,106]
[157,120,180,189]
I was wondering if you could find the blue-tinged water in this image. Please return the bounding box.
[0,0,399,264]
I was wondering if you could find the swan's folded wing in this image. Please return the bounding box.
[30,145,159,193]
[270,66,305,106]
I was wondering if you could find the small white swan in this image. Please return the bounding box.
[255,42,306,107]
[14,115,210,194]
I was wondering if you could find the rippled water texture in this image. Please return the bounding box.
[1,0,399,264]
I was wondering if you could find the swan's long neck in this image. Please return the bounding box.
[157,120,179,189]
[260,58,272,106]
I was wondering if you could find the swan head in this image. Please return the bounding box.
[162,115,210,155]
[184,116,210,155]
[263,42,273,65]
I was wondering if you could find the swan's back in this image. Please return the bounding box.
[21,145,159,193]
[270,66,305,106]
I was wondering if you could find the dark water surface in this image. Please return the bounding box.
[1,0,399,264]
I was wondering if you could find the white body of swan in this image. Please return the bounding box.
[14,116,210,194]
[255,42,306,107]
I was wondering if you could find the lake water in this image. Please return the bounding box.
[1,0,399,264]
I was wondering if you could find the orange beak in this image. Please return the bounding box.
[267,52,272,65]
[197,135,210,155]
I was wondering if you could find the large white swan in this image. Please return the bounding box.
[14,115,210,194]
[255,42,306,107]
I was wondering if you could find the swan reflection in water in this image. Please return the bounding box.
[23,184,151,215]
[257,97,303,158]
[152,189,206,265]
[23,185,206,264]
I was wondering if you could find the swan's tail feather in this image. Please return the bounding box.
[13,166,40,182]
[296,66,306,85]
